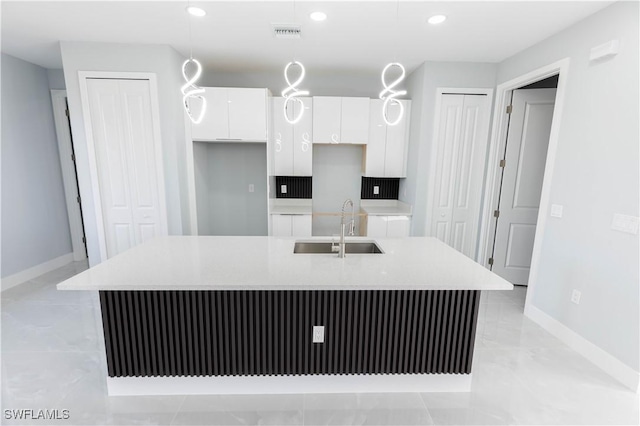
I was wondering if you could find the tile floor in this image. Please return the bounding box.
[1,261,638,425]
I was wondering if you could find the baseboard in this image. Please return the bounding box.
[525,304,639,392]
[107,373,472,396]
[1,253,74,292]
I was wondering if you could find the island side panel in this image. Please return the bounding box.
[99,290,481,377]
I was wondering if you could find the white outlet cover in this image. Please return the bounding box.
[611,213,639,235]
[281,185,287,194]
[550,204,563,218]
[373,186,380,195]
[248,184,254,193]
[571,289,581,305]
[312,326,324,343]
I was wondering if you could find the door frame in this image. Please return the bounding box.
[77,71,168,262]
[425,87,494,260]
[50,89,87,261]
[477,58,570,306]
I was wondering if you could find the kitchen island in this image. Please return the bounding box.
[57,236,512,395]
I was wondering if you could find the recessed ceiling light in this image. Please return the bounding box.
[310,11,327,22]
[187,6,206,17]
[427,14,446,25]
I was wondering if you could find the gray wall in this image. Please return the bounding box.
[60,42,188,266]
[400,62,498,236]
[1,54,72,277]
[312,145,364,236]
[201,69,381,98]
[497,1,639,372]
[46,69,66,90]
[193,143,268,236]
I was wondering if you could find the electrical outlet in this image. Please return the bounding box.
[312,326,324,343]
[611,213,639,235]
[373,186,380,195]
[550,204,563,218]
[571,289,581,305]
[281,184,287,194]
[248,184,255,193]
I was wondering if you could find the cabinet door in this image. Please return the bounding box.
[271,214,292,236]
[312,97,341,144]
[292,214,312,237]
[228,88,267,141]
[366,215,388,237]
[293,98,313,176]
[365,99,386,176]
[341,97,370,144]
[384,100,410,177]
[272,97,294,175]
[386,216,410,237]
[190,87,229,141]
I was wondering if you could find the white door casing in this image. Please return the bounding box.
[430,93,490,259]
[491,88,556,285]
[84,77,168,259]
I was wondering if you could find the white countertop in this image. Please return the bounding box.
[270,199,313,215]
[57,236,513,292]
[360,200,412,216]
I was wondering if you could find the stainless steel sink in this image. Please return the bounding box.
[293,241,384,254]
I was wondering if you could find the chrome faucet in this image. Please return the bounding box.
[338,199,355,258]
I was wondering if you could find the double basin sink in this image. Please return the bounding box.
[293,241,384,254]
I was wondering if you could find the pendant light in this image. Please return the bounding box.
[379,1,407,126]
[281,0,309,125]
[181,1,206,124]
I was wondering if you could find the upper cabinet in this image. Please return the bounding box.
[190,87,268,142]
[365,99,411,177]
[312,96,369,144]
[272,97,313,176]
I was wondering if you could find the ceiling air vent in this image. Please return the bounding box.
[273,24,301,39]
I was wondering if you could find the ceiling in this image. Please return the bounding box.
[2,1,613,73]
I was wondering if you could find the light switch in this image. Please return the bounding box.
[550,204,563,218]
[611,213,639,235]
[373,186,380,195]
[248,184,255,193]
[281,185,287,194]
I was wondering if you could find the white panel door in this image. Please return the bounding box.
[292,98,313,176]
[384,100,410,177]
[366,99,386,176]
[450,95,490,257]
[492,89,556,285]
[271,214,292,236]
[272,97,294,176]
[87,78,167,259]
[386,216,411,237]
[341,97,370,144]
[228,88,267,141]
[366,215,388,237]
[313,96,341,144]
[190,87,229,141]
[431,95,464,245]
[292,214,312,237]
[430,94,490,258]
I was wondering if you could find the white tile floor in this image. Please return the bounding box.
[1,261,638,425]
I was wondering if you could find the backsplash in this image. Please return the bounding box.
[275,176,312,199]
[361,177,400,200]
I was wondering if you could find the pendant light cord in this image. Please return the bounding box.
[187,0,193,59]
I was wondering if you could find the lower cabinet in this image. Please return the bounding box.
[272,214,312,237]
[366,215,411,237]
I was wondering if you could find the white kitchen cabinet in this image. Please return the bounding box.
[312,96,370,144]
[365,215,411,237]
[190,87,267,142]
[271,214,312,237]
[365,99,411,177]
[272,97,312,176]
